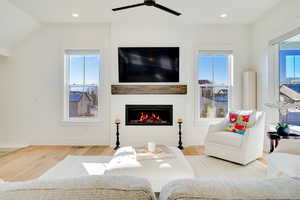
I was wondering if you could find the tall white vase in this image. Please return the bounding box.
[243,71,257,110]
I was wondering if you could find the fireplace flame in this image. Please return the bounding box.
[139,112,162,122]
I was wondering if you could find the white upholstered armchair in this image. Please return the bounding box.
[204,111,265,165]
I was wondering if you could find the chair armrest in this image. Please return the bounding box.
[207,119,228,133]
[241,112,265,148]
[274,139,300,155]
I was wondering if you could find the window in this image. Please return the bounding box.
[279,48,300,126]
[197,51,232,119]
[64,50,100,121]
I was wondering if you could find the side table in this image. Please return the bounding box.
[267,131,300,153]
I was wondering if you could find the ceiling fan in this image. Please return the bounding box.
[112,0,181,16]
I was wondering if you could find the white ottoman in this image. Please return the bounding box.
[106,147,195,192]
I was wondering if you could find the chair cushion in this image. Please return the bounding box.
[206,131,243,147]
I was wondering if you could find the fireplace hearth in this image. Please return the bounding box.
[126,105,173,126]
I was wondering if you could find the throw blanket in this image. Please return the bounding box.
[106,146,141,171]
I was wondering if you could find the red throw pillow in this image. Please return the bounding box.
[226,113,250,135]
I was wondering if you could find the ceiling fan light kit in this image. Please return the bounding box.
[112,0,181,16]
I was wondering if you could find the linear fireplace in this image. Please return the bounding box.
[126,105,173,126]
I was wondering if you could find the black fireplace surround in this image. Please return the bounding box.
[126,105,173,126]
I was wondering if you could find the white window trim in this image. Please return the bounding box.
[266,26,300,128]
[62,49,104,125]
[268,43,300,127]
[194,50,233,125]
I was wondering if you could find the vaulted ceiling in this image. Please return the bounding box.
[1,0,282,56]
[9,0,280,24]
[0,0,39,55]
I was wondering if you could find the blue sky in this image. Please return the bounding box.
[285,55,300,78]
[279,50,300,83]
[198,55,228,85]
[69,55,100,85]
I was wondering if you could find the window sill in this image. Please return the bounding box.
[60,119,104,127]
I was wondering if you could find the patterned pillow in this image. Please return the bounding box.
[225,112,250,135]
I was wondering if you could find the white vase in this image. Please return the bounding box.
[148,142,156,152]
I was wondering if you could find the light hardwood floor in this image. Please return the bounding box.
[0,145,266,182]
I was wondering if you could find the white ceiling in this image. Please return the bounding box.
[286,34,300,42]
[8,0,281,24]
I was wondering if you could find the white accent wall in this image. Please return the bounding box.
[110,23,251,146]
[0,22,251,147]
[0,24,111,147]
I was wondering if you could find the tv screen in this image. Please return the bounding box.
[118,47,179,82]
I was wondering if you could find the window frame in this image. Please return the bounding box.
[63,49,102,123]
[194,50,233,123]
[278,49,300,126]
[267,27,300,128]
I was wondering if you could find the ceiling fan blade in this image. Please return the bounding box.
[154,3,181,16]
[112,3,145,11]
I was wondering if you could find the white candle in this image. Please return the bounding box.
[148,142,156,153]
[177,118,183,123]
[115,119,121,124]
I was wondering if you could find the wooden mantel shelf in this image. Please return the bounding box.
[111,84,187,95]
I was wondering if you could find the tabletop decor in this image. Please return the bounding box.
[114,119,121,150]
[148,142,156,153]
[177,118,184,150]
[135,145,176,161]
[276,122,289,136]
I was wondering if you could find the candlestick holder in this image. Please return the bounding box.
[114,120,121,150]
[177,121,184,150]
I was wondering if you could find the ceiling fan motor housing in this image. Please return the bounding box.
[144,0,156,6]
[112,0,181,16]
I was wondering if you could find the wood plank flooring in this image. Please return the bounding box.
[0,145,266,182]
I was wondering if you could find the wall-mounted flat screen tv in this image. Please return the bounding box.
[118,47,179,82]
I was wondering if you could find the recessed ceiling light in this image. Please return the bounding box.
[72,13,79,18]
[220,13,228,18]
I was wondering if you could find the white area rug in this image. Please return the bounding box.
[187,156,267,179]
[39,155,266,180]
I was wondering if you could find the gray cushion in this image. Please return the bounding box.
[159,177,300,200]
[0,175,155,200]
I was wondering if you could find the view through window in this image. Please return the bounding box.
[65,50,100,120]
[279,36,300,126]
[198,53,231,118]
